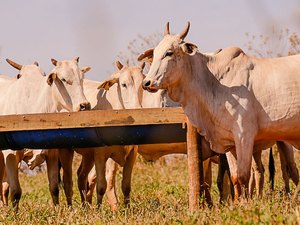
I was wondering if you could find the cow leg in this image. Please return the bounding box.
[77,150,94,205]
[202,158,213,206]
[87,166,96,204]
[277,143,290,194]
[4,151,22,211]
[121,146,138,207]
[225,168,235,201]
[277,141,299,194]
[45,149,60,206]
[203,159,212,188]
[226,151,241,203]
[2,172,9,206]
[217,154,226,203]
[252,150,264,197]
[234,133,254,198]
[268,147,275,191]
[249,164,256,198]
[94,148,109,207]
[58,148,74,206]
[0,152,5,206]
[105,158,119,211]
[217,154,233,203]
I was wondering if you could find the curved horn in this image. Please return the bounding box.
[179,22,190,40]
[6,59,22,70]
[116,61,124,70]
[164,22,170,36]
[51,58,58,66]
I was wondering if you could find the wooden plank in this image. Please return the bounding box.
[186,119,202,212]
[0,107,186,132]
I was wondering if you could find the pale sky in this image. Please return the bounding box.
[0,0,299,81]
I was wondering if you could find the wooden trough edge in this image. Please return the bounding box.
[0,107,187,132]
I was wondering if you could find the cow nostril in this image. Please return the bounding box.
[80,102,91,111]
[143,80,151,88]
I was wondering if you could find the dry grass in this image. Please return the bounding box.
[0,149,300,224]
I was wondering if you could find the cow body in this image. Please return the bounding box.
[141,22,300,197]
[180,49,300,153]
[79,63,143,208]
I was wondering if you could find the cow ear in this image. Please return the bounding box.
[81,67,91,74]
[140,62,145,70]
[137,48,154,63]
[181,42,198,55]
[51,58,58,66]
[47,73,57,86]
[97,77,119,90]
[75,57,80,63]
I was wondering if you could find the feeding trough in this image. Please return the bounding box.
[0,107,204,211]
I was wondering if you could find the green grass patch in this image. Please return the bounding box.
[0,151,299,224]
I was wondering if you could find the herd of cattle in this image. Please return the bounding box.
[1,22,300,211]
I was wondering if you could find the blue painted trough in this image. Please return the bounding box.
[0,108,187,149]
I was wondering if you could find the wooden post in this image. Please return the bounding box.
[186,119,203,212]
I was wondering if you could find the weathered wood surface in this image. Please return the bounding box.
[187,119,202,212]
[0,107,186,132]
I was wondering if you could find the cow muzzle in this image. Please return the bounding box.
[27,154,46,170]
[142,79,158,93]
[79,102,91,111]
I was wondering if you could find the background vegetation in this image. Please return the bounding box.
[245,27,300,57]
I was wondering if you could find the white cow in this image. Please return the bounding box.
[141,22,300,201]
[85,88,218,209]
[0,57,90,210]
[27,61,145,208]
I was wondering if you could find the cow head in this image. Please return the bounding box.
[6,58,46,80]
[49,57,91,112]
[97,61,145,109]
[139,22,198,93]
[23,149,46,170]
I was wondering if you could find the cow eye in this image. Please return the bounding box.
[164,50,174,58]
[61,78,67,82]
[121,83,127,88]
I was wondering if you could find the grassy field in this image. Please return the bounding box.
[0,150,300,225]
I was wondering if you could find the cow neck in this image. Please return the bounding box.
[0,74,59,115]
[82,79,99,110]
[94,84,125,110]
[31,76,59,113]
[169,52,234,151]
[105,83,125,110]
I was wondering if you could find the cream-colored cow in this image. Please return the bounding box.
[141,22,300,201]
[28,62,144,208]
[0,57,90,210]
